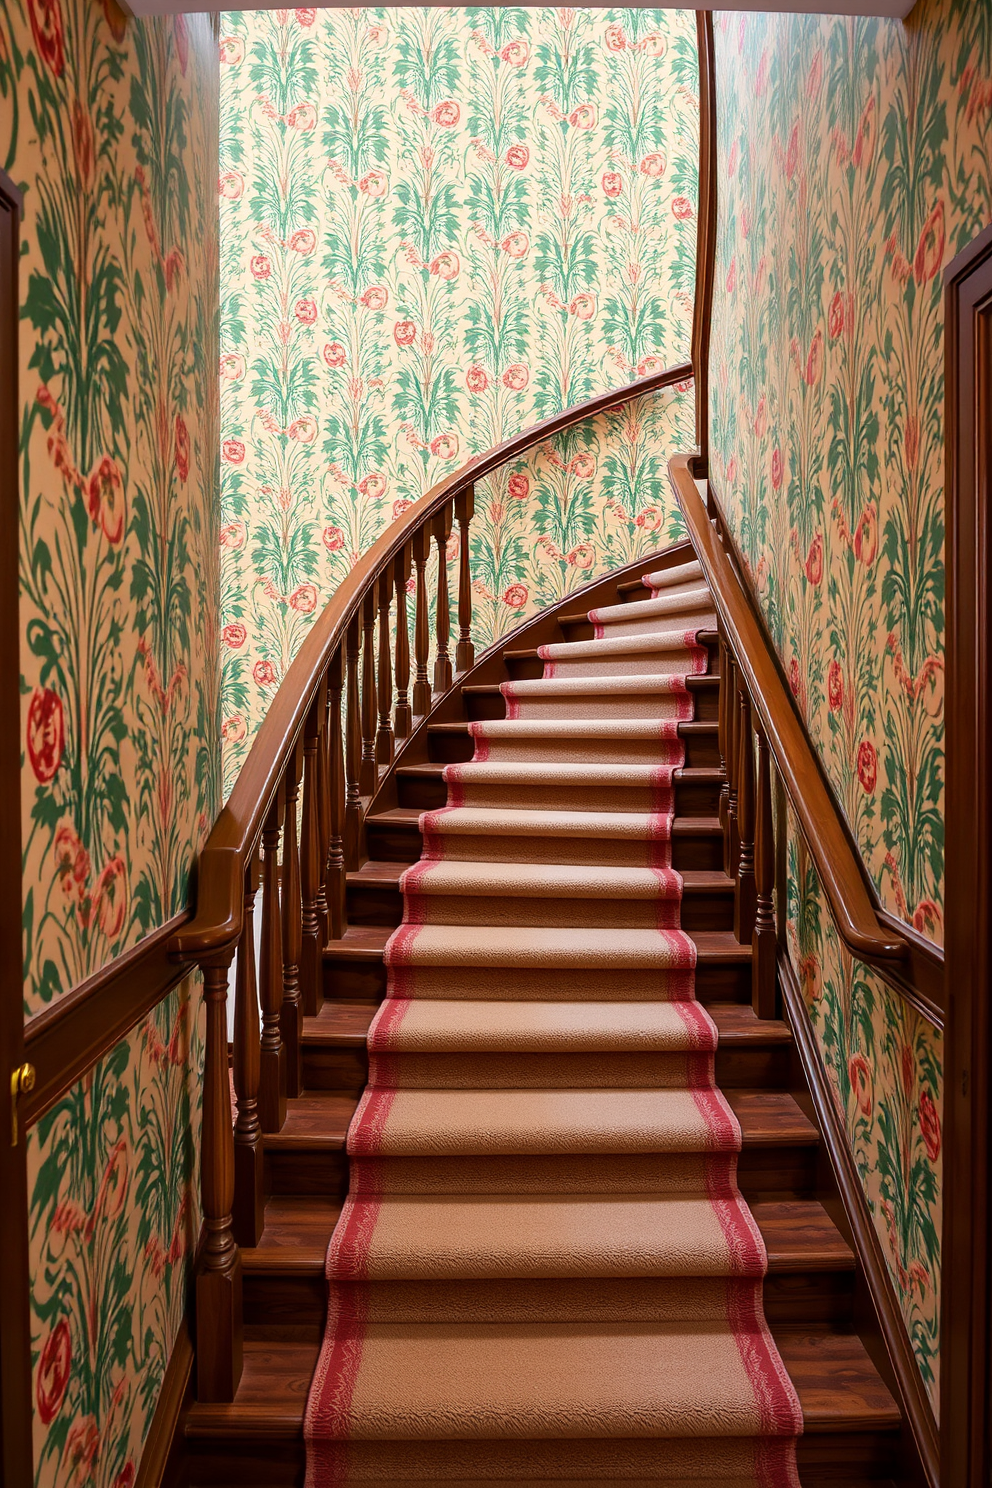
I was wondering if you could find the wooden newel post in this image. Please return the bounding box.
[412,525,432,717]
[433,504,453,696]
[197,953,243,1402]
[233,853,263,1248]
[300,690,325,1017]
[455,485,475,674]
[281,739,304,1092]
[326,646,347,939]
[394,545,412,740]
[735,686,757,944]
[259,791,287,1134]
[752,720,777,1019]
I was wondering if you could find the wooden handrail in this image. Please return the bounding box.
[669,452,906,966]
[170,363,691,966]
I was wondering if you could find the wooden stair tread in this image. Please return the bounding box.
[262,1093,356,1150]
[304,999,378,1045]
[347,861,735,894]
[186,1327,897,1437]
[242,1196,341,1272]
[394,762,724,783]
[708,1002,791,1043]
[461,675,718,697]
[426,718,718,735]
[726,1090,818,1146]
[324,926,751,963]
[751,1201,855,1271]
[367,807,724,837]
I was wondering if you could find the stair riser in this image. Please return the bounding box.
[463,682,719,725]
[265,1150,347,1197]
[426,726,721,769]
[396,776,722,815]
[241,1265,855,1336]
[365,821,725,871]
[345,884,735,932]
[322,958,753,1004]
[301,1045,788,1094]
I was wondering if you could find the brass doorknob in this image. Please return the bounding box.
[10,1062,35,1147]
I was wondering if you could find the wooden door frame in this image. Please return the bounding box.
[943,219,992,1488]
[0,167,32,1488]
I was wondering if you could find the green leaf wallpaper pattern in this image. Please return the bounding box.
[219,6,700,793]
[2,1,220,1482]
[709,0,992,1409]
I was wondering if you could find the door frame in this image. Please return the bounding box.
[943,219,992,1488]
[0,166,32,1488]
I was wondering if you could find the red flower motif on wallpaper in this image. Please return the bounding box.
[508,473,530,500]
[501,231,529,258]
[804,532,823,585]
[220,35,244,65]
[430,434,459,460]
[361,287,388,311]
[506,145,528,170]
[914,200,945,285]
[671,196,693,220]
[27,686,65,784]
[289,228,315,255]
[433,100,460,126]
[466,365,488,393]
[853,501,878,564]
[295,298,317,325]
[771,445,783,491]
[394,320,416,347]
[569,104,596,130]
[848,1053,873,1115]
[222,439,245,464]
[322,525,345,552]
[430,251,459,281]
[222,623,246,649]
[86,456,126,545]
[54,824,90,909]
[857,739,877,794]
[639,152,667,178]
[605,22,626,51]
[36,1320,71,1424]
[290,584,318,614]
[253,660,277,686]
[174,415,190,483]
[92,857,127,940]
[323,341,346,368]
[250,255,271,280]
[500,39,529,66]
[28,0,66,76]
[827,660,844,712]
[852,95,876,167]
[502,363,529,391]
[919,1089,941,1161]
[602,170,622,199]
[86,1139,129,1240]
[503,583,528,609]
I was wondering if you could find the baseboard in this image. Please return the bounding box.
[135,1316,193,1488]
[778,949,940,1488]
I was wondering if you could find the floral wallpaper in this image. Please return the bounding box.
[2,0,220,1482]
[8,0,221,1017]
[218,5,699,790]
[710,0,992,1410]
[28,980,204,1488]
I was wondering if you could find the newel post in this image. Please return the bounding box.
[735,686,757,944]
[197,952,243,1402]
[455,485,475,674]
[300,685,326,1017]
[232,852,263,1248]
[281,737,304,1093]
[752,721,777,1019]
[259,790,287,1134]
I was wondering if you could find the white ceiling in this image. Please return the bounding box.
[123,2,917,20]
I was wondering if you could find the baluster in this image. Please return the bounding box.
[360,589,377,794]
[376,571,394,766]
[197,953,243,1401]
[753,720,777,1019]
[233,853,263,1247]
[394,545,412,740]
[345,615,362,870]
[326,646,347,939]
[300,692,325,1016]
[735,687,757,945]
[455,485,475,674]
[433,504,453,695]
[412,526,432,716]
[281,740,303,1095]
[259,793,286,1134]
[315,687,330,947]
[717,634,730,844]
[725,656,741,879]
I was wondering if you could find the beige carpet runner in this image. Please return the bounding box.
[305,558,803,1487]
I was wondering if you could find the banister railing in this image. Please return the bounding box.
[175,363,691,1401]
[668,453,943,1022]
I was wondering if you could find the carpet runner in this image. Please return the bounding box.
[305,558,803,1487]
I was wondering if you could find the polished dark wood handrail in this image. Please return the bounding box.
[170,363,691,963]
[669,452,906,968]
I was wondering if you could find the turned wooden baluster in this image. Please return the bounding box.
[233,852,263,1248]
[326,645,347,939]
[360,589,377,794]
[394,545,412,741]
[315,684,330,948]
[752,720,777,1019]
[197,952,243,1401]
[300,689,325,1016]
[376,570,394,766]
[281,740,304,1095]
[725,656,741,880]
[455,485,475,674]
[345,615,362,870]
[717,634,730,844]
[259,792,287,1134]
[412,525,432,716]
[433,504,453,695]
[735,686,757,945]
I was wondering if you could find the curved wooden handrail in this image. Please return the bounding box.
[669,453,906,966]
[171,362,692,962]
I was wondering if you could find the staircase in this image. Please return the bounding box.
[183,549,903,1488]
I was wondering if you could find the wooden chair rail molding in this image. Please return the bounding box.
[668,452,943,1028]
[172,364,692,1401]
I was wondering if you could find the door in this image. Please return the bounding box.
[944,219,992,1488]
[0,167,33,1488]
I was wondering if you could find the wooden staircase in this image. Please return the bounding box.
[182,565,904,1488]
